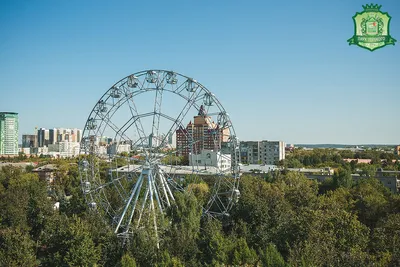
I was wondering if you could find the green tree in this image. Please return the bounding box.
[119,253,137,267]
[0,227,37,267]
[157,250,184,267]
[41,215,101,266]
[358,163,377,177]
[231,237,258,266]
[126,229,159,266]
[198,218,232,265]
[371,213,400,266]
[288,208,370,266]
[333,167,353,189]
[261,243,286,267]
[232,173,317,258]
[163,193,202,265]
[351,178,391,228]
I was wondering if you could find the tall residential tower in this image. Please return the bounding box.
[0,112,19,155]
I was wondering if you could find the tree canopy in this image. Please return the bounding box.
[0,156,399,266]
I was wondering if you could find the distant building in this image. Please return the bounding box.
[239,141,260,164]
[285,144,295,152]
[37,128,49,147]
[240,140,285,165]
[30,127,83,157]
[343,158,372,164]
[49,128,57,144]
[32,164,58,184]
[21,147,31,155]
[189,149,231,171]
[107,142,131,155]
[22,134,37,148]
[59,141,80,158]
[0,112,19,155]
[260,141,286,165]
[167,132,176,149]
[175,105,229,157]
[395,145,400,156]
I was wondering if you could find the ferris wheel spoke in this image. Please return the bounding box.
[215,194,228,211]
[123,95,148,149]
[95,94,129,134]
[171,79,187,94]
[156,167,174,206]
[150,170,163,212]
[150,86,163,152]
[156,89,204,150]
[90,165,143,195]
[97,112,131,142]
[136,187,150,228]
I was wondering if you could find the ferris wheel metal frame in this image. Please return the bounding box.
[79,69,240,243]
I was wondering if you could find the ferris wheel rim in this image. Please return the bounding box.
[79,69,241,236]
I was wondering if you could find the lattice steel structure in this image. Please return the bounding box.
[79,70,240,243]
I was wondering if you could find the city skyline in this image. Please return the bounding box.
[1,0,399,144]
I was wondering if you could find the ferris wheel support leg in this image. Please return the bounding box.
[124,175,146,234]
[160,169,175,203]
[150,171,163,212]
[136,187,150,228]
[115,173,144,234]
[148,174,160,249]
[158,169,171,207]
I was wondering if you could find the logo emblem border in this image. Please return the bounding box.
[348,4,397,51]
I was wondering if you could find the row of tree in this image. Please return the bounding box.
[281,148,400,170]
[0,159,399,266]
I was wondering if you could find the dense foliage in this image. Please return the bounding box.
[281,148,400,170]
[0,154,399,266]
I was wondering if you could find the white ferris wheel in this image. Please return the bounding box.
[79,70,240,242]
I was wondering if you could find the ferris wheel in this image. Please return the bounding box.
[79,70,240,241]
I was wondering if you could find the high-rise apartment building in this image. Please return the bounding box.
[49,128,57,145]
[0,112,19,155]
[37,128,50,147]
[175,106,229,157]
[22,134,37,148]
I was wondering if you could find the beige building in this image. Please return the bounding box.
[176,106,229,157]
[395,145,400,156]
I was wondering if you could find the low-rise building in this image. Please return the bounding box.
[32,164,58,184]
[189,149,231,171]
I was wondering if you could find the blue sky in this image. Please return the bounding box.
[0,0,399,144]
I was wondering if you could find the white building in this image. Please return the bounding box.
[259,140,285,165]
[21,147,31,155]
[167,132,176,149]
[59,141,80,158]
[189,149,231,171]
[240,140,285,165]
[108,143,131,155]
